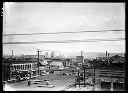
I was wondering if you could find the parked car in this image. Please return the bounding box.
[20,78,24,81]
[35,75,40,77]
[26,77,30,80]
[38,84,55,88]
[8,79,17,83]
[43,79,49,82]
[30,76,36,79]
[32,80,43,84]
[41,74,45,76]
[23,77,27,80]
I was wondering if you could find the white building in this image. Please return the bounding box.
[10,60,37,80]
[50,61,64,70]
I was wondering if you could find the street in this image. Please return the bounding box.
[3,68,101,91]
[4,74,76,91]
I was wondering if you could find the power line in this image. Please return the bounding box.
[3,38,125,44]
[3,29,125,36]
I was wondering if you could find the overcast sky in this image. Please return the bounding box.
[3,2,125,56]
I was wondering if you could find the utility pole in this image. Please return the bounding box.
[93,61,95,91]
[36,49,41,75]
[9,50,13,80]
[12,50,13,58]
[77,67,80,88]
[84,65,85,87]
[108,53,109,64]
[106,51,107,58]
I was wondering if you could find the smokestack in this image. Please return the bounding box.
[81,50,84,63]
[51,51,54,59]
[108,53,109,63]
[52,51,54,58]
[45,52,48,58]
[106,51,108,58]
[51,53,52,58]
[81,50,83,56]
[12,50,13,58]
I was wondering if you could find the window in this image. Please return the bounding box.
[21,65,22,70]
[14,65,16,70]
[30,64,31,69]
[17,65,20,70]
[19,65,20,70]
[16,65,17,70]
[25,65,27,70]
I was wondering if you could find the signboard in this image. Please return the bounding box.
[101,77,124,83]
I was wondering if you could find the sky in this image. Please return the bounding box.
[3,2,125,56]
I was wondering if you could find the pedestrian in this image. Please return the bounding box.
[27,81,31,86]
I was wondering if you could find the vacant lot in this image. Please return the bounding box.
[4,74,76,91]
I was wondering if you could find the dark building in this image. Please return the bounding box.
[2,58,10,81]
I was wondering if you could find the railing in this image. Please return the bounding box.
[99,70,125,78]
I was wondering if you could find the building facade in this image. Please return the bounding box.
[76,56,84,67]
[9,60,38,80]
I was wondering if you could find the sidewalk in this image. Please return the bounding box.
[63,85,101,91]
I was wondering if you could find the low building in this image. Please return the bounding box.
[2,58,10,81]
[70,58,76,68]
[50,61,64,70]
[99,70,125,91]
[10,60,38,80]
[76,56,84,67]
[110,55,125,64]
[38,60,49,75]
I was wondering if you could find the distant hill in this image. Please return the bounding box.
[63,52,125,59]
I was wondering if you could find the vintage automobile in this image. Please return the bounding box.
[38,80,54,88]
[8,79,17,83]
[38,84,55,88]
[32,80,43,84]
